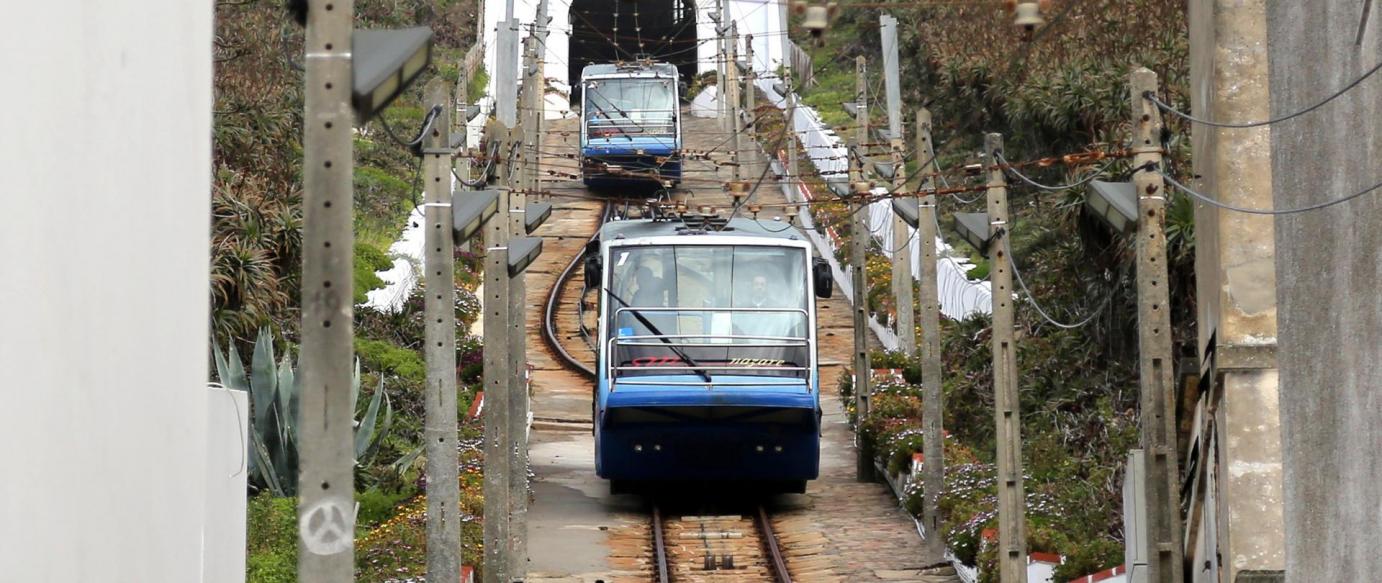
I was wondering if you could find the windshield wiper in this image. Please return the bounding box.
[604,288,713,383]
[586,100,638,141]
[585,100,632,140]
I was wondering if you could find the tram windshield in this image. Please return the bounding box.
[584,78,677,138]
[607,245,810,380]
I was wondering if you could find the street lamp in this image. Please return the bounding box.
[524,201,553,234]
[353,27,434,122]
[452,190,500,243]
[952,212,994,256]
[826,175,852,198]
[872,160,897,181]
[1086,180,1139,236]
[507,237,544,277]
[892,197,919,229]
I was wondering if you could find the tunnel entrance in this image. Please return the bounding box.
[567,0,699,92]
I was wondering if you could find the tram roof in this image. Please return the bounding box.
[581,62,678,79]
[601,217,808,243]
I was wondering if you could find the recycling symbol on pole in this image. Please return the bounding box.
[299,498,354,555]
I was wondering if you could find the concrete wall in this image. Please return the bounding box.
[1268,3,1382,581]
[205,388,250,583]
[0,3,213,582]
[1186,0,1285,578]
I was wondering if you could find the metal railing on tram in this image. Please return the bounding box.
[606,306,815,390]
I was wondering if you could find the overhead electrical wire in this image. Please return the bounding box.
[1145,59,1382,129]
[1160,170,1382,216]
[1005,238,1116,330]
[995,151,1117,192]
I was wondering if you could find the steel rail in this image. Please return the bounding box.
[757,505,793,583]
[652,505,671,583]
[541,202,613,379]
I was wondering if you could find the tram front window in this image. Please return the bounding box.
[609,245,809,379]
[585,78,676,137]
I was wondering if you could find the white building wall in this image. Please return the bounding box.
[0,3,213,582]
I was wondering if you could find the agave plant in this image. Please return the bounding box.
[214,328,392,497]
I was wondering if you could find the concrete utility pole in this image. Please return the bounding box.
[778,20,800,194]
[915,110,946,564]
[879,14,913,355]
[1129,68,1184,583]
[743,34,758,178]
[744,35,755,131]
[505,74,530,580]
[985,133,1027,583]
[532,0,549,200]
[855,56,868,149]
[714,0,727,125]
[849,140,874,483]
[521,34,539,196]
[496,19,520,128]
[421,79,462,582]
[456,45,483,182]
[481,145,514,583]
[728,23,743,182]
[298,0,356,579]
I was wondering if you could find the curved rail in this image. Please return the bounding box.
[541,202,612,378]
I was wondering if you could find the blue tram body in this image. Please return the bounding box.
[578,63,682,188]
[587,216,834,492]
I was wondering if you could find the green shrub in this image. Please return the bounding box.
[354,243,393,304]
[355,337,426,383]
[353,166,414,251]
[869,349,911,369]
[356,486,415,530]
[246,493,297,583]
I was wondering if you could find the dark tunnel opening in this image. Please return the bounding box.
[567,0,699,95]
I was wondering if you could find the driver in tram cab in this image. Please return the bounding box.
[746,274,776,308]
[631,266,665,306]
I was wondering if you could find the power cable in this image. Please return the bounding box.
[1145,59,1382,128]
[1005,237,1115,330]
[1160,171,1382,215]
[996,151,1117,192]
[377,105,444,155]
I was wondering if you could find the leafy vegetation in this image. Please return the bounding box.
[790,0,1196,578]
[214,328,393,497]
[214,2,486,578]
[246,493,298,583]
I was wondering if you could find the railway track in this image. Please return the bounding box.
[541,200,611,378]
[650,504,794,583]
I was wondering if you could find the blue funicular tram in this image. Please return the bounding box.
[578,61,682,188]
[583,207,835,493]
